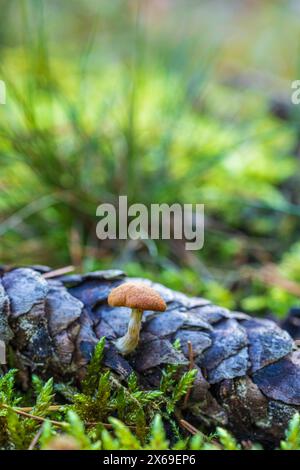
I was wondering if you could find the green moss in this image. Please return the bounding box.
[0,340,299,450]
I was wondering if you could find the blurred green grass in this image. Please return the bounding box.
[1,0,300,316]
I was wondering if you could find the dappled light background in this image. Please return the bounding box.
[1,0,300,317]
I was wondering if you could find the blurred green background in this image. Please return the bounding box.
[1,0,300,317]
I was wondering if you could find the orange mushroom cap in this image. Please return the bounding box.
[108,282,166,312]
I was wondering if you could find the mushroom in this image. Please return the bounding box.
[108,282,166,355]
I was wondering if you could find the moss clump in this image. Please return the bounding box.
[0,339,298,450]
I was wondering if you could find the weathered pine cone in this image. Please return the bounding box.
[0,266,299,446]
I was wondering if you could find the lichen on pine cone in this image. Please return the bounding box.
[0,265,299,445]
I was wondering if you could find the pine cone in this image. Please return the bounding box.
[0,265,299,445]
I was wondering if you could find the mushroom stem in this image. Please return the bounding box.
[114,308,143,355]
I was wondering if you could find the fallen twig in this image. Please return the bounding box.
[0,403,65,426]
[0,403,144,431]
[15,404,63,412]
[42,266,75,279]
[28,426,43,450]
[179,418,199,435]
[179,418,221,449]
[256,263,300,296]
